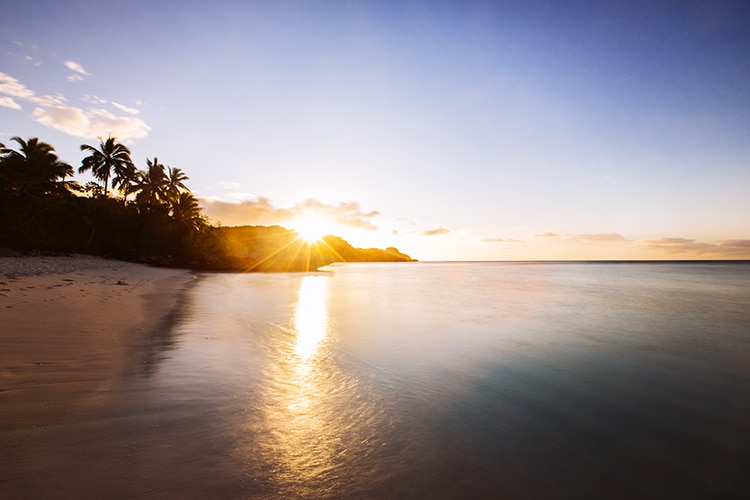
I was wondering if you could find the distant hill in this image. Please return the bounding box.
[202,225,415,272]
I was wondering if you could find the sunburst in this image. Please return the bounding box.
[292,214,333,243]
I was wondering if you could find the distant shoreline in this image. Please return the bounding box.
[415,259,750,264]
[2,251,747,277]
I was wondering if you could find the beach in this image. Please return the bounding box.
[0,255,194,497]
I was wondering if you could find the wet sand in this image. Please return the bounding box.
[0,256,195,498]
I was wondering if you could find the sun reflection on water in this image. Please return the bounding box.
[259,274,346,496]
[294,275,329,360]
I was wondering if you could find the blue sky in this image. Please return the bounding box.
[2,0,749,259]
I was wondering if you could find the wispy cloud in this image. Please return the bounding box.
[529,231,750,258]
[83,95,141,115]
[638,237,750,258]
[534,232,626,242]
[422,225,451,236]
[201,196,288,225]
[111,101,139,115]
[0,71,150,142]
[82,95,109,104]
[567,233,626,242]
[64,60,90,82]
[640,237,716,255]
[0,73,36,101]
[0,96,21,110]
[721,239,750,249]
[640,237,711,254]
[300,199,380,230]
[200,196,381,230]
[24,55,41,67]
[31,106,149,142]
[482,237,523,243]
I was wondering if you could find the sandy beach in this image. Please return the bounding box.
[0,255,194,497]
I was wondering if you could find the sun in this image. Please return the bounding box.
[292,214,333,243]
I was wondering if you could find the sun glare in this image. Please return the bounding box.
[294,276,329,359]
[293,215,332,243]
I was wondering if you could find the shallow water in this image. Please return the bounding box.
[26,262,750,497]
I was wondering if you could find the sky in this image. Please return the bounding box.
[1,0,749,260]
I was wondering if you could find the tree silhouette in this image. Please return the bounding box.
[165,166,189,202]
[131,157,168,210]
[79,136,135,197]
[172,191,208,231]
[130,159,195,217]
[0,137,73,196]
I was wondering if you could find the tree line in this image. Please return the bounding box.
[0,135,216,265]
[0,135,415,270]
[1,136,207,229]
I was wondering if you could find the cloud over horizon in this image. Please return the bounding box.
[0,71,150,142]
[200,196,381,231]
[483,231,750,259]
[422,226,451,236]
[533,232,627,242]
[482,237,523,243]
[638,237,750,258]
[567,233,627,243]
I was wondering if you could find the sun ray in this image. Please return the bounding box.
[291,214,334,244]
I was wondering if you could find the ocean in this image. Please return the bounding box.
[78,262,750,497]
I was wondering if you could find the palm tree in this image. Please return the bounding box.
[172,191,207,231]
[0,137,73,196]
[0,141,11,193]
[128,157,207,232]
[114,161,140,199]
[165,166,189,203]
[131,157,168,209]
[79,136,135,197]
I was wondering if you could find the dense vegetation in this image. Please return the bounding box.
[0,136,414,271]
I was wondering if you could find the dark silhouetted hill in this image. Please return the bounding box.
[206,225,415,272]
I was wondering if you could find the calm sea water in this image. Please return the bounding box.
[87,263,750,497]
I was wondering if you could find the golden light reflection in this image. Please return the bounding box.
[293,275,329,360]
[257,275,340,495]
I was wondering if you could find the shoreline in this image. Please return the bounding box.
[0,255,195,494]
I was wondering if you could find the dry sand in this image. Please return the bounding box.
[0,255,195,497]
